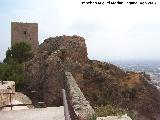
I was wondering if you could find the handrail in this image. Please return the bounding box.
[62,89,70,120]
[0,91,45,110]
[0,93,15,94]
[62,72,79,120]
[1,103,32,108]
[0,92,14,110]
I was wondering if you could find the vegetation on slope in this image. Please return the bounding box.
[3,42,33,64]
[87,105,135,120]
[78,60,160,119]
[0,42,33,91]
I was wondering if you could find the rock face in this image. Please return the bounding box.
[25,35,88,106]
[14,92,33,109]
[25,35,160,119]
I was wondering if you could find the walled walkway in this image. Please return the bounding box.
[0,106,65,120]
[2,99,29,111]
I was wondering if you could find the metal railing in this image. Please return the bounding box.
[62,89,79,120]
[62,89,70,120]
[0,92,15,110]
[0,92,33,110]
[62,73,79,120]
[0,91,46,110]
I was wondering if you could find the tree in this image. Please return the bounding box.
[3,42,33,64]
[1,42,33,91]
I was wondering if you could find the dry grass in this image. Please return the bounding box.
[122,73,141,89]
[87,104,135,120]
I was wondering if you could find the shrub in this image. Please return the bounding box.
[3,42,33,64]
[87,104,135,120]
[0,64,27,91]
[0,42,33,91]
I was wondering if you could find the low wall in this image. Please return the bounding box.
[64,72,95,119]
[0,81,15,109]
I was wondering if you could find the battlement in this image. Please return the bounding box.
[11,22,39,50]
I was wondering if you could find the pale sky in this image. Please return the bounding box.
[0,0,160,62]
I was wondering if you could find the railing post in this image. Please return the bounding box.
[62,89,70,120]
[9,93,12,110]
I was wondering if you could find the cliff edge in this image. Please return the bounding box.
[25,35,160,119]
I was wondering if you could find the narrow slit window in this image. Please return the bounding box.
[24,31,27,35]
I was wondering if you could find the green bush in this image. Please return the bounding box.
[3,42,32,64]
[0,64,27,91]
[0,42,33,91]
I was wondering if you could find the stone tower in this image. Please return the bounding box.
[11,22,39,49]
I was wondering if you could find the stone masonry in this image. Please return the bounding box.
[0,81,15,109]
[11,22,39,49]
[64,72,95,119]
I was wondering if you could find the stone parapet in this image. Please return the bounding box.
[64,72,95,119]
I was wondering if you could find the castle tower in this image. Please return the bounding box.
[11,22,39,49]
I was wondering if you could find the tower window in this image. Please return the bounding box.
[23,31,27,35]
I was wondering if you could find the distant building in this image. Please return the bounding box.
[11,22,39,49]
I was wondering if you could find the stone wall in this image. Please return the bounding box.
[64,72,95,119]
[11,22,39,49]
[0,81,15,109]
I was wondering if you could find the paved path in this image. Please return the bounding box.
[0,107,65,120]
[2,99,29,111]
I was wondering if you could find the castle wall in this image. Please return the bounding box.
[11,22,39,49]
[64,72,95,119]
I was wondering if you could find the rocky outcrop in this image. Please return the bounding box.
[25,35,160,119]
[25,35,88,106]
[14,92,33,109]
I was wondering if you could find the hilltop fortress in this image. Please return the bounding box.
[7,22,160,119]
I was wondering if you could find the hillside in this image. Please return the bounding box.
[25,35,160,119]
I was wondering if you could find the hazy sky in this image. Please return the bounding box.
[0,0,160,62]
